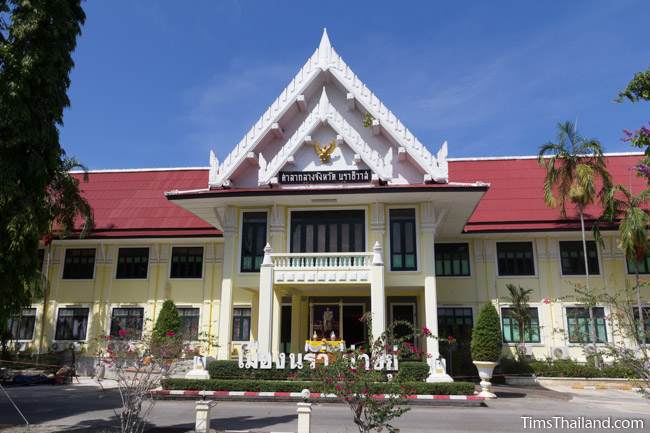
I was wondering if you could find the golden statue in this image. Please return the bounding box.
[313,139,336,163]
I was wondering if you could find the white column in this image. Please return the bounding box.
[217,207,237,360]
[258,243,274,355]
[296,402,312,433]
[370,241,386,341]
[421,202,453,382]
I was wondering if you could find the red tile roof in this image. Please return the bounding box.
[68,154,645,237]
[71,169,221,238]
[450,154,645,232]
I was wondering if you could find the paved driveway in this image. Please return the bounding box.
[0,383,647,432]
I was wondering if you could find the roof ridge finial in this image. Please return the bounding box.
[319,27,331,50]
[318,28,332,67]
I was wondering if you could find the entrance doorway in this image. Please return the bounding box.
[437,307,474,377]
[342,305,365,346]
[280,304,291,353]
[390,303,416,343]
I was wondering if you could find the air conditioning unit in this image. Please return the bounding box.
[551,346,569,360]
[583,344,597,356]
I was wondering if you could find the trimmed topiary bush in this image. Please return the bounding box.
[153,300,181,341]
[471,303,503,362]
[161,378,476,395]
[397,361,430,382]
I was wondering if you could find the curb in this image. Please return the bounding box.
[152,390,486,406]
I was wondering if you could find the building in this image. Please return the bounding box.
[8,30,648,381]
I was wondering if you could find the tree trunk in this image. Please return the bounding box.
[580,212,600,368]
[636,268,645,346]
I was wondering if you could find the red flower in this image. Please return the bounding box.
[118,329,127,337]
[422,326,432,336]
[543,298,551,305]
[166,330,176,337]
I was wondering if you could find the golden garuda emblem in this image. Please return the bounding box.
[313,139,336,163]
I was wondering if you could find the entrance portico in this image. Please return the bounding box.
[166,30,488,382]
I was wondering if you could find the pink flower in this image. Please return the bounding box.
[118,329,127,337]
[166,330,176,337]
[422,326,431,336]
[543,298,551,305]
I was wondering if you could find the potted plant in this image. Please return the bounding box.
[471,303,503,398]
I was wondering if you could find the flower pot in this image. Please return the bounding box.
[473,360,498,398]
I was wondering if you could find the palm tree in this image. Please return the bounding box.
[504,284,534,361]
[602,184,650,345]
[538,121,612,366]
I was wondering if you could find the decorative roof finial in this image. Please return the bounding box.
[319,27,331,50]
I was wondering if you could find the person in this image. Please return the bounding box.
[323,307,334,334]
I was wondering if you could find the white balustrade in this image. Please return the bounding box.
[270,252,373,284]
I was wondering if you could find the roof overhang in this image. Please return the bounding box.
[166,182,489,236]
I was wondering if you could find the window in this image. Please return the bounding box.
[497,242,535,276]
[110,308,144,339]
[116,248,149,279]
[627,254,650,275]
[559,241,599,275]
[178,307,200,340]
[240,212,267,272]
[501,307,541,343]
[290,210,364,253]
[7,308,37,340]
[633,306,650,341]
[566,307,607,343]
[55,308,89,340]
[437,308,474,343]
[62,248,96,279]
[435,243,470,276]
[232,307,251,341]
[170,247,203,278]
[390,208,417,271]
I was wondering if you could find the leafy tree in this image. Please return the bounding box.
[504,284,533,360]
[538,121,612,367]
[471,303,502,362]
[153,300,181,341]
[0,1,92,351]
[601,185,650,344]
[617,67,650,103]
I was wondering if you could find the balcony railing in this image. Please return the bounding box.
[269,252,374,284]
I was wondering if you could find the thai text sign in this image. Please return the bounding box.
[278,169,371,185]
[238,351,399,371]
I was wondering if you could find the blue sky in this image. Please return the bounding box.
[60,1,650,169]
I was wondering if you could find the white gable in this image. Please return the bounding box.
[208,29,448,188]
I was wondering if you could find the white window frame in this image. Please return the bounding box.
[8,306,39,342]
[557,240,601,277]
[54,304,92,343]
[237,208,270,275]
[495,240,537,278]
[387,205,420,273]
[114,246,152,281]
[168,245,205,280]
[61,247,97,280]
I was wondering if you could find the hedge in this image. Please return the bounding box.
[208,360,430,382]
[161,378,475,395]
[397,362,430,382]
[499,358,638,379]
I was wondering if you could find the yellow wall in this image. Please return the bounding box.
[18,202,649,363]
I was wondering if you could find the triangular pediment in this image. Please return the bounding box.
[209,29,448,188]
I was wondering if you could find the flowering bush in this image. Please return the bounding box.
[312,315,444,433]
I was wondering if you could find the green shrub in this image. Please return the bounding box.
[499,358,638,379]
[207,360,292,380]
[397,362,430,382]
[471,303,502,362]
[153,300,181,340]
[161,378,475,395]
